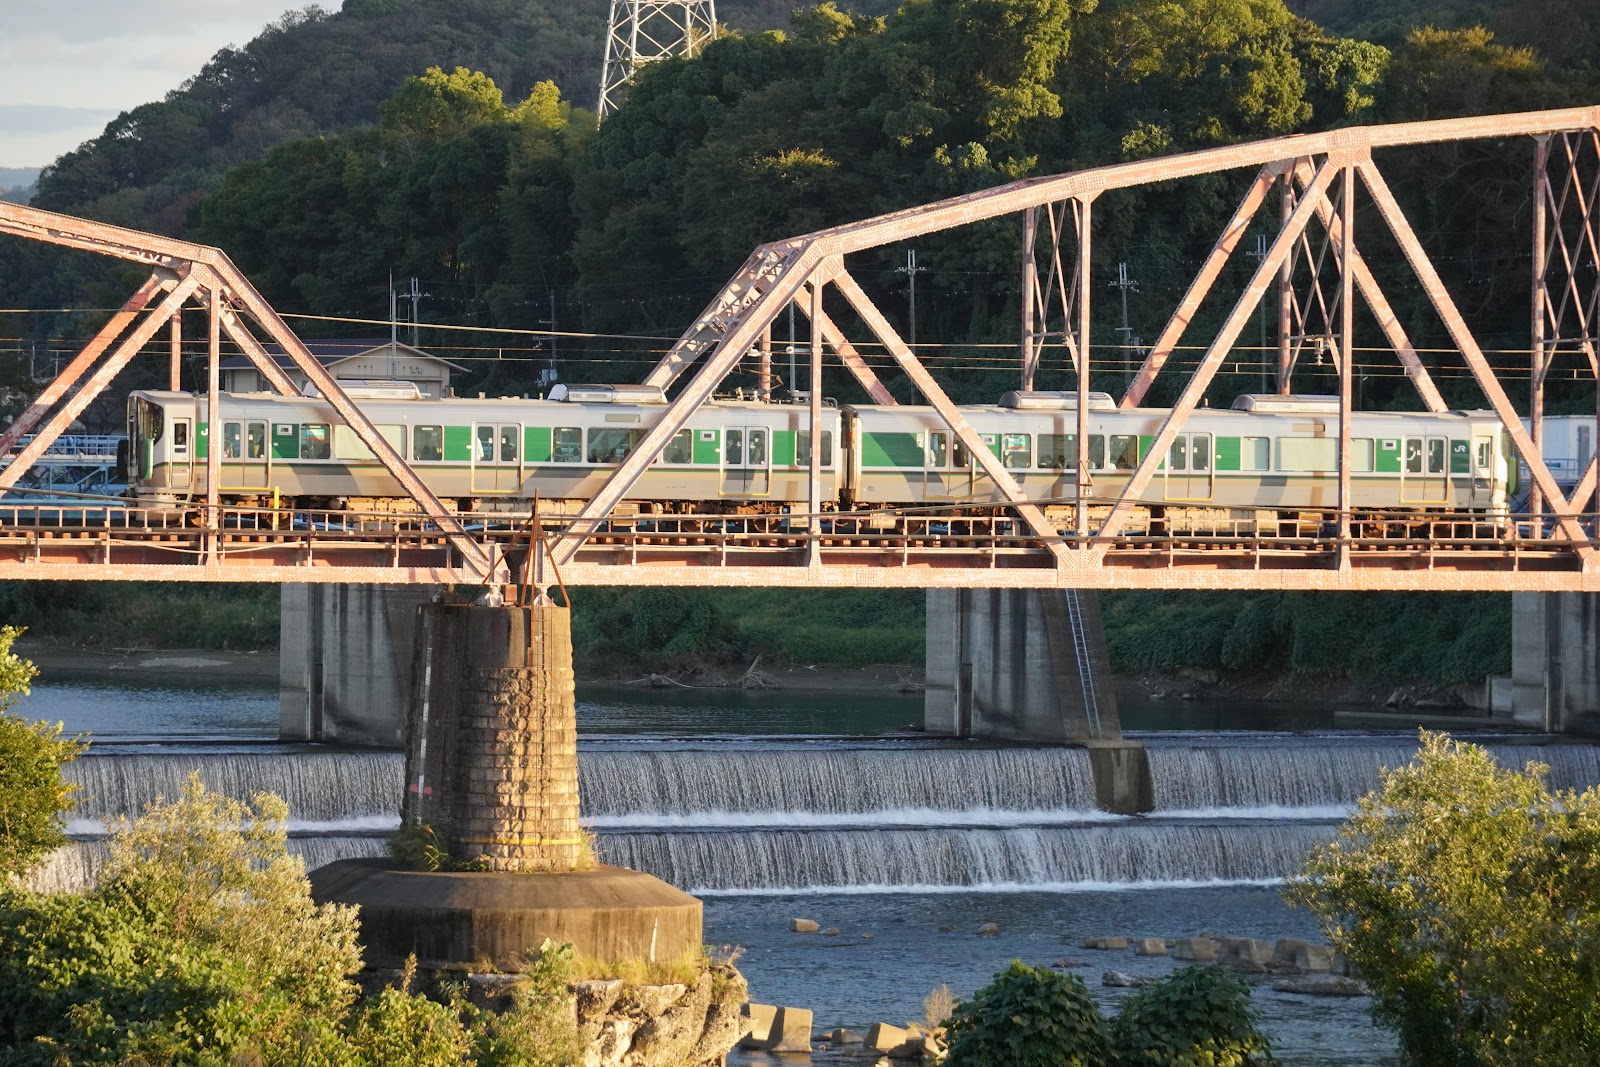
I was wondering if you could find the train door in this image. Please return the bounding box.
[471,423,521,493]
[1401,434,1447,503]
[171,417,193,489]
[1163,432,1213,501]
[923,430,961,499]
[220,419,268,490]
[1470,436,1494,506]
[721,427,770,496]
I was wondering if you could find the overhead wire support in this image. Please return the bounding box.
[597,0,718,121]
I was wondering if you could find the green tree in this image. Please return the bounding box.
[0,626,84,881]
[1287,732,1600,1066]
[943,960,1112,1067]
[1110,965,1277,1066]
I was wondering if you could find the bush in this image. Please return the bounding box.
[943,960,1111,1067]
[1287,731,1600,1067]
[0,625,85,880]
[1110,966,1276,1066]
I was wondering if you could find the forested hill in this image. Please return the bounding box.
[1287,0,1599,65]
[29,0,894,234]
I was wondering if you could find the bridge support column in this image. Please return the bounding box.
[924,588,1150,813]
[1511,592,1600,736]
[310,601,704,972]
[278,583,434,746]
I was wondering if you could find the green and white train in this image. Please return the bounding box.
[125,385,1516,535]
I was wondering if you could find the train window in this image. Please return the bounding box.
[300,424,330,460]
[1240,436,1269,471]
[1168,438,1186,471]
[1090,435,1107,469]
[749,429,767,466]
[1279,437,1337,471]
[1351,439,1374,472]
[1188,435,1209,472]
[953,439,970,468]
[413,426,443,462]
[1427,438,1445,474]
[1002,433,1031,470]
[499,425,518,463]
[222,423,242,460]
[173,421,189,455]
[662,429,693,464]
[588,428,644,463]
[726,429,744,466]
[796,431,834,466]
[1109,435,1138,470]
[1475,439,1491,471]
[928,432,948,468]
[475,426,495,462]
[553,428,581,463]
[1037,434,1068,469]
[1405,438,1424,474]
[247,423,266,460]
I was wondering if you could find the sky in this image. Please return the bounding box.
[0,0,304,171]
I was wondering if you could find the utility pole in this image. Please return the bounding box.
[1109,261,1139,373]
[787,300,797,398]
[406,277,426,347]
[540,288,560,387]
[896,250,927,347]
[1245,234,1269,392]
[388,272,399,380]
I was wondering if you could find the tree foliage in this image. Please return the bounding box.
[1287,732,1600,1066]
[0,625,84,882]
[1109,966,1277,1067]
[943,961,1113,1067]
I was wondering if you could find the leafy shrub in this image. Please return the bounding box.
[1288,732,1600,1067]
[1110,966,1276,1066]
[0,625,85,880]
[943,960,1111,1067]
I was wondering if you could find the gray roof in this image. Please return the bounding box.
[219,338,468,374]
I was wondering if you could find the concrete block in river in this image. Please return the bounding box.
[738,1004,777,1048]
[868,1022,908,1051]
[1133,938,1168,956]
[1171,937,1218,961]
[1080,936,1128,950]
[1226,938,1275,965]
[768,1006,813,1052]
[790,918,820,933]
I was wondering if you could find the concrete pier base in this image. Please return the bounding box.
[923,588,1122,742]
[1511,592,1600,736]
[312,600,706,968]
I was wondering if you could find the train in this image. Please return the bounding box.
[123,383,1518,536]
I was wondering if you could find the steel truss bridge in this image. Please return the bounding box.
[0,106,1598,591]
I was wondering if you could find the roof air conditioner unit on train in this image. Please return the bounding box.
[997,390,1117,411]
[1231,394,1342,414]
[303,380,422,400]
[552,384,668,404]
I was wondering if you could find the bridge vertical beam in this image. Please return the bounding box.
[206,292,222,562]
[1359,156,1594,554]
[1075,196,1094,539]
[1337,163,1355,551]
[1278,171,1296,395]
[758,322,772,401]
[1533,135,1551,538]
[1122,167,1276,409]
[1098,156,1342,541]
[808,279,823,543]
[1021,206,1038,389]
[169,312,182,391]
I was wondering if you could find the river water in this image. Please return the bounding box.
[22,676,1600,1066]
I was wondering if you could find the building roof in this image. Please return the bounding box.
[219,338,469,374]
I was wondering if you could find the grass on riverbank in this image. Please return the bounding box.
[0,581,280,650]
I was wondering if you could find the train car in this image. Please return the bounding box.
[842,392,1515,536]
[125,385,842,517]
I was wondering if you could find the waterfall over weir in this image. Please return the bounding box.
[42,734,1600,896]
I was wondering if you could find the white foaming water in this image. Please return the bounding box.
[25,836,389,896]
[584,806,1128,831]
[578,746,1098,817]
[695,877,1286,897]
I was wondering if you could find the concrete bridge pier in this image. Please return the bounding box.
[923,588,1152,813]
[278,583,433,746]
[1511,592,1600,736]
[310,600,704,970]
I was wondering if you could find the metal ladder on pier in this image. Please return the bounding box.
[1063,590,1104,739]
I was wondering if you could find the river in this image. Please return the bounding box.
[23,674,1600,1065]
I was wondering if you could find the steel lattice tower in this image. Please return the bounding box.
[597,0,717,120]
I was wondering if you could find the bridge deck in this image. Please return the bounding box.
[0,504,1592,590]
